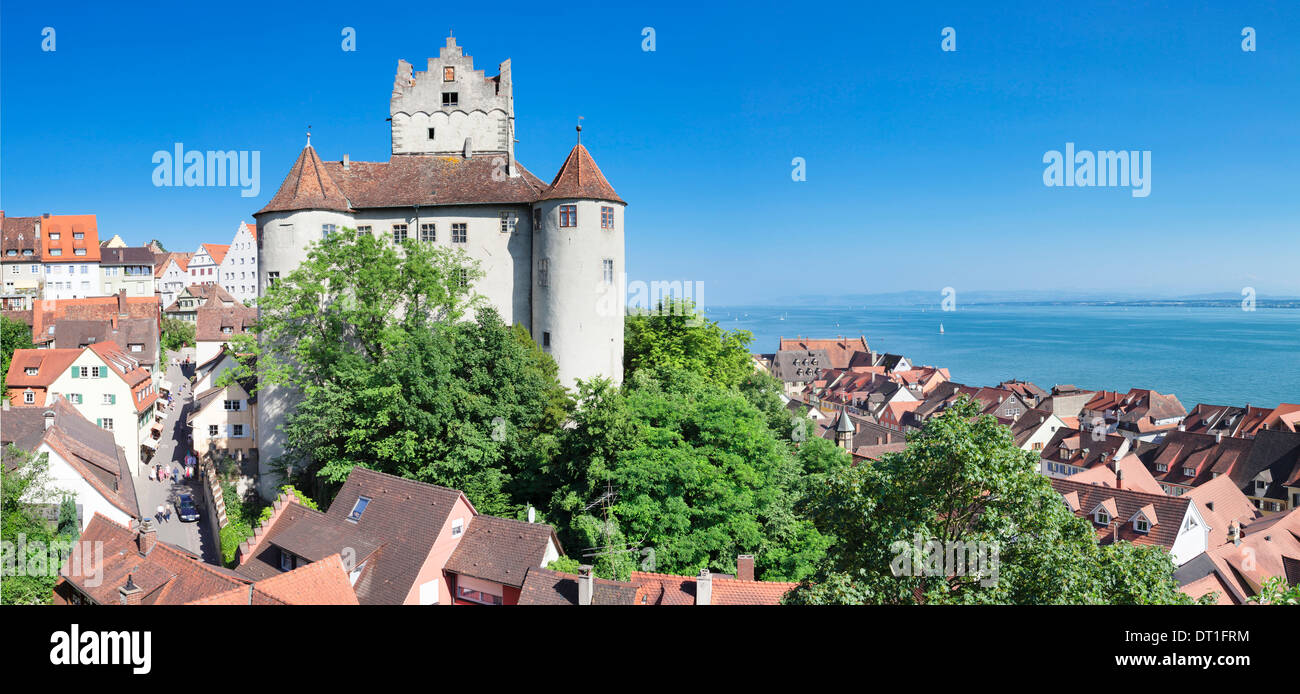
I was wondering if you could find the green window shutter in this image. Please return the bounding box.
[96,418,101,427]
[100,367,108,379]
[110,394,116,405]
[71,369,79,379]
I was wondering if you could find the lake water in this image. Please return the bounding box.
[708,304,1300,409]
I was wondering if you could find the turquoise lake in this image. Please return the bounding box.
[708,304,1300,409]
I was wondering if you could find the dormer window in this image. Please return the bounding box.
[1182,467,1195,477]
[25,367,37,376]
[73,232,84,239]
[1134,518,1150,533]
[452,518,464,537]
[1094,510,1110,525]
[280,548,296,571]
[49,233,60,240]
[1156,463,1167,472]
[347,496,371,522]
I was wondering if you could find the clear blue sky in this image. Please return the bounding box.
[3,1,1297,304]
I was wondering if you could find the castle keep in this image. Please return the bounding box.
[254,36,626,496]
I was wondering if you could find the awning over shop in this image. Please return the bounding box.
[141,437,160,450]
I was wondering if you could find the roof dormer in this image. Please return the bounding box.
[1090,498,1117,525]
[1129,504,1158,534]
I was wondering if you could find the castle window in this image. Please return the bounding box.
[443,66,455,82]
[427,127,436,140]
[357,225,372,235]
[602,259,614,284]
[267,271,280,288]
[442,92,458,107]
[392,224,408,244]
[559,205,577,227]
[451,223,467,244]
[455,268,469,288]
[538,258,549,287]
[420,223,436,242]
[499,211,516,233]
[543,331,551,348]
[601,206,614,230]
[322,224,337,237]
[533,208,541,229]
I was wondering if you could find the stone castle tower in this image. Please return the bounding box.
[252,36,625,498]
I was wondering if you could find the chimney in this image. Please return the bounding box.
[1229,520,1241,545]
[1115,468,1124,490]
[137,517,157,556]
[2,398,8,412]
[117,289,128,317]
[696,569,713,605]
[577,565,594,606]
[43,410,55,430]
[1178,423,1185,431]
[119,574,144,605]
[736,554,755,582]
[342,153,350,171]
[1215,432,1223,444]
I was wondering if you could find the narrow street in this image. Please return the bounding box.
[131,348,221,564]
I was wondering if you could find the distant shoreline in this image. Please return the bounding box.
[712,300,1300,310]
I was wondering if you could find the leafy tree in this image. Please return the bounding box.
[161,316,195,354]
[238,229,571,516]
[1,446,61,604]
[783,397,1196,605]
[624,298,755,390]
[2,315,35,394]
[1249,575,1300,605]
[545,557,583,574]
[549,366,828,582]
[56,494,80,541]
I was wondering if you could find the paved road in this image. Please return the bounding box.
[132,354,220,564]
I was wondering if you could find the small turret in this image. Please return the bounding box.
[835,409,856,451]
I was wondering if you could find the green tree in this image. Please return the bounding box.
[549,366,829,582]
[1249,575,1300,605]
[624,298,755,390]
[1,446,62,604]
[2,315,35,395]
[161,316,195,354]
[240,229,571,516]
[783,397,1195,605]
[56,494,80,541]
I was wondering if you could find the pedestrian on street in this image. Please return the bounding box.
[164,505,172,522]
[156,504,164,523]
[172,466,180,482]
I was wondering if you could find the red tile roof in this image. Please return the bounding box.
[39,215,100,262]
[538,143,624,204]
[1183,475,1262,548]
[257,144,351,214]
[778,336,870,370]
[202,243,231,266]
[1050,478,1195,552]
[629,571,796,605]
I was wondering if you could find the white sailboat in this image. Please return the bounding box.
[939,323,945,334]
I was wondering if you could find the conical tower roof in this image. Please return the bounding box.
[256,144,351,215]
[836,409,856,434]
[538,143,624,204]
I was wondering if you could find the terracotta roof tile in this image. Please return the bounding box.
[257,145,351,214]
[538,143,624,204]
[444,515,560,588]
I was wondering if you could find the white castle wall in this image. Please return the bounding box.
[531,199,626,390]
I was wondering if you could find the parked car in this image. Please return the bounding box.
[176,493,200,522]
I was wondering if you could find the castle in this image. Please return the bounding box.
[253,36,626,497]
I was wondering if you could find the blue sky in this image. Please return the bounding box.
[3,1,1297,304]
